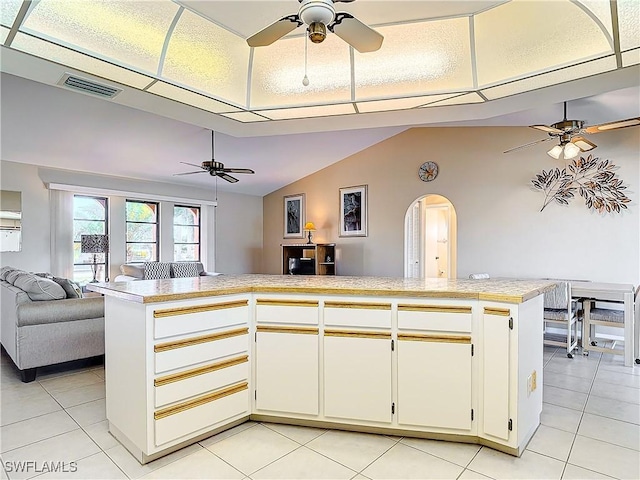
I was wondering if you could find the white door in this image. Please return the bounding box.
[397,339,472,430]
[425,205,450,278]
[324,335,392,423]
[256,330,319,415]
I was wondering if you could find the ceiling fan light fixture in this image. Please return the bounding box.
[547,145,564,159]
[308,22,327,43]
[563,142,581,159]
[299,0,335,25]
[571,136,596,152]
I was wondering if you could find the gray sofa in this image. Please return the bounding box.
[0,267,105,382]
[114,261,220,282]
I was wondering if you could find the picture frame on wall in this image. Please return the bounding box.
[284,193,305,238]
[339,185,367,237]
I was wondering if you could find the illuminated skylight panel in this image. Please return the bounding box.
[618,0,640,51]
[481,56,617,100]
[475,0,613,87]
[162,9,249,107]
[21,0,178,75]
[147,82,240,114]
[11,33,154,89]
[1,0,22,28]
[574,0,613,38]
[622,48,640,67]
[256,103,356,120]
[356,94,456,113]
[0,26,9,44]
[250,34,351,109]
[354,18,473,100]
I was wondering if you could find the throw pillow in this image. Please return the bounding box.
[120,263,145,279]
[0,266,16,281]
[53,277,83,299]
[5,269,25,284]
[143,262,171,280]
[171,262,200,278]
[13,273,66,301]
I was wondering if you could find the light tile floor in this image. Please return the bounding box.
[1,346,639,480]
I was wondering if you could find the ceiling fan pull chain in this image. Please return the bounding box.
[302,33,310,86]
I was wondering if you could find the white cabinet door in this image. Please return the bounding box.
[482,307,511,441]
[324,333,392,423]
[256,327,319,415]
[397,338,472,430]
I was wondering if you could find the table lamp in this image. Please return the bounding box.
[81,234,109,282]
[304,222,316,244]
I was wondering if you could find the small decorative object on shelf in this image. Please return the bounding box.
[304,222,316,244]
[531,155,630,213]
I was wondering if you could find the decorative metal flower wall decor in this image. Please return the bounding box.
[531,155,631,213]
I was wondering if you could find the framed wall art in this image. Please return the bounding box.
[283,193,305,238]
[339,185,367,237]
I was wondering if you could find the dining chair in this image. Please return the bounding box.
[582,285,639,364]
[543,281,580,358]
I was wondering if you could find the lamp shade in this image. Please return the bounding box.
[547,145,564,159]
[304,222,316,231]
[81,234,109,254]
[563,142,581,159]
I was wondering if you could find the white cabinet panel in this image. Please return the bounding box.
[154,301,249,339]
[398,338,472,430]
[324,302,392,328]
[256,300,319,325]
[256,328,319,415]
[324,334,392,423]
[397,305,472,332]
[482,308,511,441]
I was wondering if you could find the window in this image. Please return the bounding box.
[73,195,108,284]
[126,200,159,263]
[174,205,200,261]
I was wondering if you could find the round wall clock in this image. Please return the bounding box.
[419,161,439,182]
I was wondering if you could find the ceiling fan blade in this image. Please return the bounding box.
[571,136,597,152]
[222,168,255,174]
[584,117,640,134]
[530,125,563,134]
[216,172,239,183]
[180,161,205,169]
[329,13,383,53]
[247,14,302,47]
[503,136,554,154]
[174,171,206,176]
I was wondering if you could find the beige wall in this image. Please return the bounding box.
[263,126,639,284]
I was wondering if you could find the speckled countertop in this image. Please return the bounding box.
[86,274,556,304]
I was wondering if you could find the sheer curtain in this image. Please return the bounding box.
[49,189,74,278]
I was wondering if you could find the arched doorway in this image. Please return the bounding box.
[404,194,457,279]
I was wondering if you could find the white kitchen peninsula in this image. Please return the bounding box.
[88,275,555,464]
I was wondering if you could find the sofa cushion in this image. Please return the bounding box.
[171,262,200,278]
[120,263,145,279]
[16,296,104,326]
[53,277,83,299]
[144,262,171,280]
[13,273,66,301]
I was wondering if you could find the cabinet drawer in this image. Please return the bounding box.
[398,304,472,333]
[256,299,319,325]
[154,327,248,374]
[154,355,249,408]
[154,300,248,339]
[324,302,392,329]
[154,382,249,447]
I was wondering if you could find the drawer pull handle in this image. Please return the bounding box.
[256,299,319,307]
[398,305,472,314]
[484,307,511,316]
[398,333,471,344]
[154,382,248,420]
[154,355,248,387]
[324,302,391,310]
[256,326,319,335]
[324,329,391,339]
[155,327,248,353]
[154,300,248,318]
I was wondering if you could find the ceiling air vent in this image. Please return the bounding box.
[58,73,121,99]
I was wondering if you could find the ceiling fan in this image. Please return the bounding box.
[247,0,383,53]
[174,131,255,183]
[504,102,640,160]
